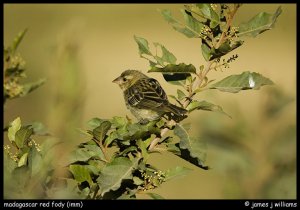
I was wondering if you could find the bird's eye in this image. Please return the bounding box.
[123,77,127,82]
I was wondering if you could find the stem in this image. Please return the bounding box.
[182,60,215,108]
[93,138,109,162]
[215,4,239,49]
[148,119,176,151]
[148,127,169,151]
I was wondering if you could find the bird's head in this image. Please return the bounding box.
[112,70,148,90]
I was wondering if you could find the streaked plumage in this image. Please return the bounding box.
[113,70,187,124]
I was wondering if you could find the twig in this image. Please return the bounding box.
[149,127,169,151]
[93,138,109,162]
[215,4,239,49]
[182,60,215,108]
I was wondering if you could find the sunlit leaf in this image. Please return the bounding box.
[153,42,177,64]
[11,28,28,54]
[209,71,274,93]
[160,9,202,38]
[201,43,212,61]
[4,152,18,174]
[110,116,128,128]
[8,117,22,142]
[174,124,208,169]
[21,79,46,97]
[118,146,137,157]
[137,139,149,160]
[68,148,96,164]
[196,4,220,28]
[211,40,243,59]
[187,100,231,118]
[238,6,282,37]
[84,144,106,162]
[69,165,93,186]
[87,118,105,129]
[17,153,28,167]
[97,157,140,196]
[30,121,49,135]
[93,121,112,142]
[177,89,186,100]
[133,176,144,186]
[164,166,192,181]
[182,9,205,33]
[134,35,152,56]
[15,126,33,149]
[27,147,43,176]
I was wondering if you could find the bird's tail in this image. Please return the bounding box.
[165,103,187,117]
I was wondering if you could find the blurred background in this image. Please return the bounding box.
[4,4,296,199]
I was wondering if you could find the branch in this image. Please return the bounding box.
[215,4,240,49]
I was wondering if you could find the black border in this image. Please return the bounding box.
[2,1,298,209]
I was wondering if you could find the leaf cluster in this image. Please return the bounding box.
[3,29,45,104]
[67,117,199,199]
[4,117,57,198]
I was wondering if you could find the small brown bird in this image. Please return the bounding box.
[113,70,187,124]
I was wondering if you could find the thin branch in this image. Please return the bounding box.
[215,4,239,49]
[182,60,215,108]
[149,127,169,151]
[93,138,109,162]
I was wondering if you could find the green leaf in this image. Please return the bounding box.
[202,40,243,61]
[93,121,112,142]
[68,148,96,164]
[160,9,202,38]
[146,193,165,199]
[196,4,220,28]
[20,79,46,97]
[110,116,128,128]
[238,6,282,37]
[153,43,177,64]
[87,118,105,129]
[15,126,33,149]
[209,71,274,93]
[8,117,22,142]
[29,147,44,177]
[137,139,149,160]
[149,63,196,74]
[118,146,137,157]
[187,100,231,118]
[174,124,208,169]
[69,165,93,186]
[133,176,144,186]
[201,43,212,61]
[134,35,152,56]
[182,9,205,34]
[30,121,49,135]
[211,40,243,59]
[11,28,28,54]
[177,89,186,100]
[97,157,139,196]
[4,151,18,174]
[164,166,192,181]
[84,144,106,162]
[17,153,29,167]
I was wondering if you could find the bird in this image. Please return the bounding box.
[112,70,187,124]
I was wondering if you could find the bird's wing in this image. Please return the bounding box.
[125,78,168,110]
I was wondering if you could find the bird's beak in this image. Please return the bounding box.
[112,76,122,85]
